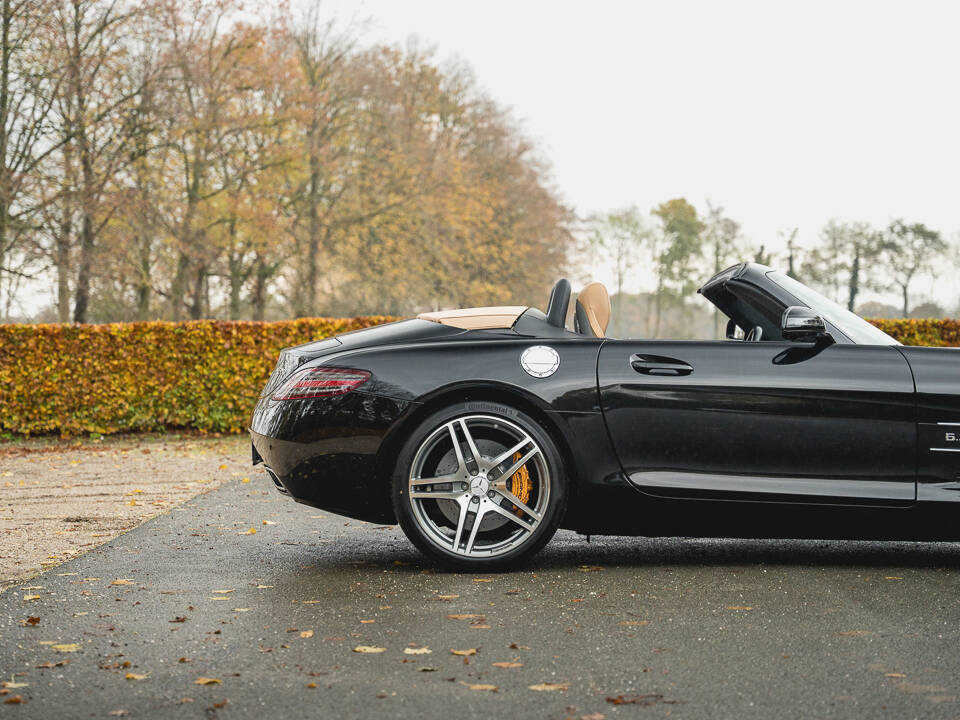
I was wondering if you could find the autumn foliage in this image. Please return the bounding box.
[0,316,957,437]
[867,318,960,347]
[0,317,394,437]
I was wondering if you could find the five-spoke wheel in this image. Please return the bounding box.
[393,404,565,568]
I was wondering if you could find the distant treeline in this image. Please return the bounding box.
[587,203,956,339]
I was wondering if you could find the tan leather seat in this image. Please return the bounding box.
[574,282,610,338]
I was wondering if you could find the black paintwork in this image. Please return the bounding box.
[250,263,960,541]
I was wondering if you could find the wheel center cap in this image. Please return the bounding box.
[469,475,489,497]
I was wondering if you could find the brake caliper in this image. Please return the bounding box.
[509,452,532,516]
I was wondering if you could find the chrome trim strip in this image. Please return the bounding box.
[937,422,960,426]
[930,448,960,453]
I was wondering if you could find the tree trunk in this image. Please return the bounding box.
[170,251,190,321]
[252,254,267,321]
[847,245,860,312]
[305,134,321,317]
[72,207,94,323]
[902,284,910,317]
[189,264,206,319]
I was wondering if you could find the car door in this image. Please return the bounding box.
[598,339,917,505]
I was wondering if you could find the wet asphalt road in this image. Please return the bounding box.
[3,477,960,719]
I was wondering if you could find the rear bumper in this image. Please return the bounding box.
[249,391,416,523]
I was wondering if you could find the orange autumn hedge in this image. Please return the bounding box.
[0,315,956,438]
[867,318,960,347]
[0,317,397,437]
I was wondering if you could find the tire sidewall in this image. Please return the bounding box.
[392,401,566,569]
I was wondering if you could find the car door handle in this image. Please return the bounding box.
[629,354,694,376]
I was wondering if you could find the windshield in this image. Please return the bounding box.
[767,271,899,345]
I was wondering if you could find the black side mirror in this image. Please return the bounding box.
[781,306,831,343]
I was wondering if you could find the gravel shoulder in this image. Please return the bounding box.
[0,434,258,591]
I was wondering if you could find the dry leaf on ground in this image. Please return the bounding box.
[492,661,522,668]
[194,677,221,685]
[353,646,386,654]
[403,647,431,655]
[52,643,80,652]
[451,648,477,656]
[300,630,313,639]
[124,673,148,681]
[462,682,497,691]
[529,682,568,692]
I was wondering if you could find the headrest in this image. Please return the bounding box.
[574,282,610,338]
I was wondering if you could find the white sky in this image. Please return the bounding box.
[322,0,960,309]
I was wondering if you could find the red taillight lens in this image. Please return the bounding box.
[270,367,371,401]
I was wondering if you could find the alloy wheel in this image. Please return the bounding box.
[406,414,550,558]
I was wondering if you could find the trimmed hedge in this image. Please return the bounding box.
[867,318,960,347]
[0,317,396,437]
[0,315,956,437]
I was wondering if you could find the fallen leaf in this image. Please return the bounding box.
[111,579,135,586]
[353,646,386,654]
[606,694,677,706]
[437,594,460,600]
[472,578,492,583]
[885,576,903,580]
[212,589,234,594]
[4,696,25,704]
[529,682,568,692]
[169,617,187,623]
[306,682,317,689]
[581,714,605,720]
[886,673,907,678]
[23,617,40,626]
[578,565,603,572]
[300,630,313,638]
[418,666,438,672]
[241,477,251,484]
[1,682,28,690]
[360,620,375,624]
[52,643,80,652]
[451,648,477,656]
[492,661,523,668]
[262,520,276,525]
[726,606,753,611]
[233,608,250,612]
[22,595,40,601]
[218,464,228,470]
[35,660,68,669]
[462,682,497,691]
[124,673,149,681]
[238,528,256,535]
[255,585,273,589]
[109,711,128,717]
[403,647,431,655]
[194,677,221,685]
[448,614,483,620]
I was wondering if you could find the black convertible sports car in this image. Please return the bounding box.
[251,263,960,568]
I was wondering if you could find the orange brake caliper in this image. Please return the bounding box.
[508,452,532,516]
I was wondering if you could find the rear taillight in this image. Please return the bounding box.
[270,367,371,401]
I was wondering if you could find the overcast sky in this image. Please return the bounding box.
[320,0,960,307]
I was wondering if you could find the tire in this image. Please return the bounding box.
[392,401,567,570]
